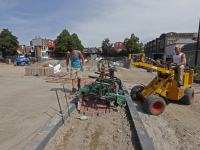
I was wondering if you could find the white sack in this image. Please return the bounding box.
[54,64,61,73]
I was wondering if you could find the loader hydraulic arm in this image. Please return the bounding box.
[129,53,174,75]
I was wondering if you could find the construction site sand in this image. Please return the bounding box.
[44,105,139,150]
[0,63,97,150]
[0,62,200,150]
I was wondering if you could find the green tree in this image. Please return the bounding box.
[70,33,84,52]
[124,33,143,55]
[101,38,113,56]
[123,37,129,45]
[0,29,19,58]
[54,29,84,53]
[54,29,70,53]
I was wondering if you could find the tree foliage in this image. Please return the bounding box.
[124,33,143,55]
[54,29,84,53]
[70,33,84,51]
[0,29,19,58]
[101,38,113,56]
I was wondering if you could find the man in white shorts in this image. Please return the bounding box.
[66,46,84,95]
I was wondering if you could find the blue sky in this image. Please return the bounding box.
[0,0,200,48]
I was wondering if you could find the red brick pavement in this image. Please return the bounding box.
[46,78,95,84]
[59,79,110,116]
[64,90,110,117]
[78,96,110,117]
[52,72,67,77]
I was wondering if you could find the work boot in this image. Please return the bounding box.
[70,88,76,95]
[77,84,80,91]
[178,81,183,87]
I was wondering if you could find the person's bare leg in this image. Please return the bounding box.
[72,79,75,88]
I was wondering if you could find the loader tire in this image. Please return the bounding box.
[180,88,194,105]
[143,95,166,115]
[130,85,144,100]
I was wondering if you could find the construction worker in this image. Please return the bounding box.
[66,46,84,95]
[168,45,186,87]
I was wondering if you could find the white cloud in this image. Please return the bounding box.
[0,0,200,47]
[67,0,200,47]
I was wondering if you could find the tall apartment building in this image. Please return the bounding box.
[144,32,198,61]
[30,37,49,60]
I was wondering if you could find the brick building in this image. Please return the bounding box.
[144,32,198,61]
[181,43,200,66]
[30,36,64,61]
[113,42,126,52]
[17,44,31,56]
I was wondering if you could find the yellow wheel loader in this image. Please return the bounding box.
[129,53,194,115]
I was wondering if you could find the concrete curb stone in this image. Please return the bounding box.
[123,82,155,150]
[22,98,77,150]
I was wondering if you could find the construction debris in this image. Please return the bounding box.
[77,116,88,120]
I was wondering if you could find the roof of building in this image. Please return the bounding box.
[114,42,124,44]
[175,39,197,44]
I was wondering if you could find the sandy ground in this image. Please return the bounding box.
[0,62,97,150]
[118,68,200,150]
[46,66,200,150]
[1,61,200,150]
[44,105,139,150]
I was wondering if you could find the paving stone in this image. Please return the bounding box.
[90,110,99,116]
[85,111,94,117]
[79,106,84,114]
[106,107,110,113]
[84,106,88,112]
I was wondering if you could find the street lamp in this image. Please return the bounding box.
[195,18,200,66]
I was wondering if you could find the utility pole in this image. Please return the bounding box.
[195,18,200,66]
